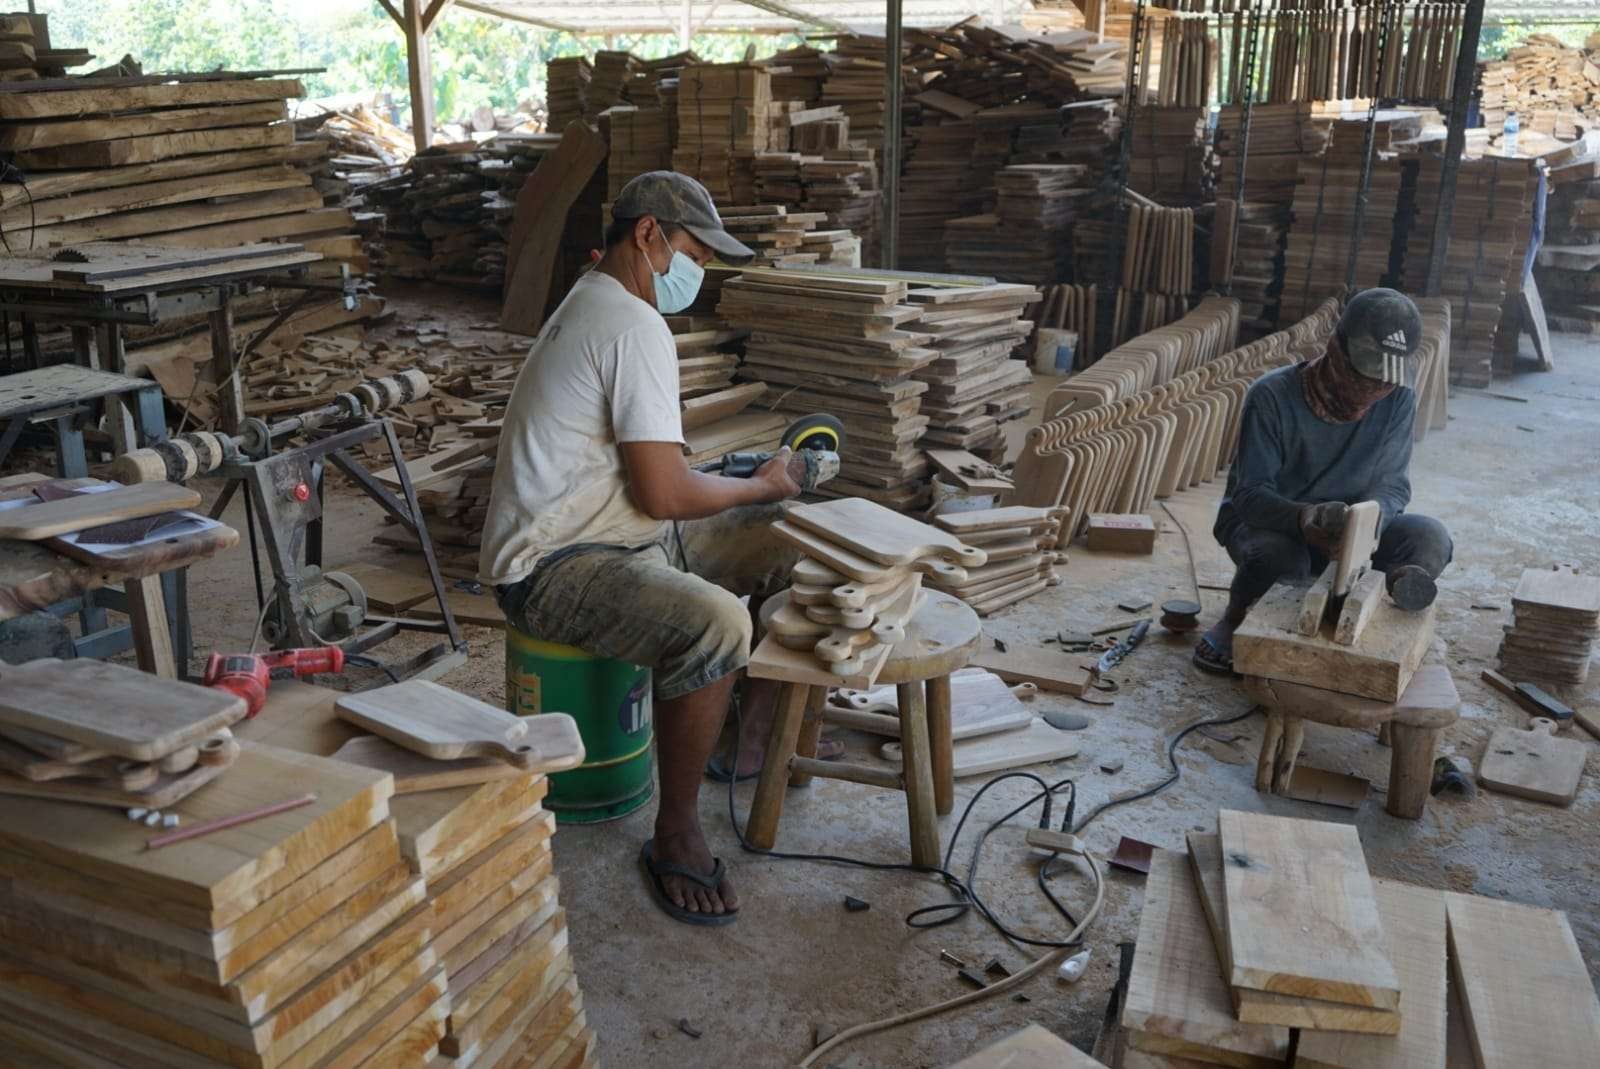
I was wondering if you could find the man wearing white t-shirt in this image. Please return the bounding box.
[481,172,798,926]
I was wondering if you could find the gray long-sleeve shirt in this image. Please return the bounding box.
[1214,363,1415,546]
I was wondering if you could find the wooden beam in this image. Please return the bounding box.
[375,0,403,27]
[403,0,433,153]
[421,0,454,34]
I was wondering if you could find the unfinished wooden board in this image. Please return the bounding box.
[950,1024,1108,1067]
[1283,766,1370,810]
[336,680,541,768]
[784,498,987,569]
[500,120,608,335]
[1186,833,1400,1034]
[968,646,1093,695]
[1445,891,1600,1069]
[1233,582,1436,702]
[1476,723,1588,806]
[746,631,890,690]
[1510,563,1600,616]
[1123,848,1291,1067]
[933,506,1068,536]
[1332,501,1382,596]
[0,659,245,761]
[826,669,1033,740]
[1296,880,1449,1069]
[0,744,232,808]
[772,519,968,584]
[883,719,1078,776]
[330,726,581,793]
[1219,809,1400,1010]
[0,482,200,539]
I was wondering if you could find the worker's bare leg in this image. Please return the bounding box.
[654,673,740,916]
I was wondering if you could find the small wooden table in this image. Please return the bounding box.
[746,588,982,866]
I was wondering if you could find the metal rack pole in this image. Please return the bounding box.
[1424,0,1486,297]
[1345,0,1402,289]
[1223,2,1267,298]
[882,0,904,269]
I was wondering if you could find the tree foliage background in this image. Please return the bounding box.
[32,0,802,126]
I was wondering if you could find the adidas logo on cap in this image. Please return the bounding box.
[1382,329,1409,351]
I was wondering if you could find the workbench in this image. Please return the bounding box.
[0,364,165,475]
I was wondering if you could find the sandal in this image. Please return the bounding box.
[640,840,738,926]
[1192,634,1237,676]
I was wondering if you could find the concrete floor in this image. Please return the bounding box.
[177,290,1600,1068]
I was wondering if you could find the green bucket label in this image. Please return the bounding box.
[618,677,651,735]
[508,669,542,715]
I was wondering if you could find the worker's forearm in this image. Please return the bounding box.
[1231,485,1305,536]
[635,469,780,521]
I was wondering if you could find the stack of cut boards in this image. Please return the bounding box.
[1497,564,1600,686]
[943,163,1091,285]
[769,497,986,682]
[898,117,980,272]
[1532,144,1600,333]
[926,506,1066,615]
[1127,106,1214,207]
[545,57,593,130]
[672,63,773,206]
[602,105,671,202]
[1043,296,1240,415]
[1122,808,1600,1069]
[1006,300,1341,539]
[715,203,841,268]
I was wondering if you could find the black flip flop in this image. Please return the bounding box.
[640,840,738,926]
[1192,635,1237,676]
[704,753,759,784]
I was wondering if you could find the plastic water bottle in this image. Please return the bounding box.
[1504,111,1520,156]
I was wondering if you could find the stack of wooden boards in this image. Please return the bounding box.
[1127,107,1213,206]
[1213,104,1317,329]
[1533,147,1600,333]
[0,658,245,809]
[1007,300,1340,539]
[1123,809,1600,1069]
[899,116,982,272]
[715,203,853,267]
[602,105,671,202]
[545,57,593,129]
[768,497,986,682]
[1497,564,1600,686]
[925,507,1066,616]
[1043,296,1241,416]
[1479,33,1600,137]
[945,163,1092,285]
[0,11,89,81]
[673,62,772,206]
[0,72,365,282]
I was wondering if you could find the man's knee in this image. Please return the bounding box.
[1230,527,1311,581]
[1378,513,1453,575]
[655,587,753,701]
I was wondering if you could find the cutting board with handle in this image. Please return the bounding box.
[331,713,584,792]
[0,733,159,789]
[784,498,987,569]
[335,680,541,768]
[0,481,200,540]
[0,659,246,760]
[0,723,107,764]
[0,731,237,808]
[773,520,968,585]
[1478,717,1588,806]
[828,668,1036,741]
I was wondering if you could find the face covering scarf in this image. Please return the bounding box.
[1301,335,1396,423]
[650,228,704,314]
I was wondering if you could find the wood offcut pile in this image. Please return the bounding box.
[1478,33,1600,138]
[1497,564,1600,686]
[1123,808,1600,1069]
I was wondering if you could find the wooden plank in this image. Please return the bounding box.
[784,497,986,568]
[330,733,580,793]
[1,166,311,228]
[1445,892,1600,1069]
[15,123,294,169]
[0,482,199,540]
[1186,833,1399,1034]
[500,120,608,335]
[882,718,1078,776]
[1219,809,1401,1011]
[950,1024,1108,1067]
[1476,723,1588,806]
[1296,880,1449,1069]
[1123,848,1291,1067]
[0,79,304,121]
[15,186,323,245]
[968,645,1093,695]
[335,680,551,768]
[0,100,288,150]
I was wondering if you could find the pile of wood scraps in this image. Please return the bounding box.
[1044,295,1240,416]
[1008,299,1340,538]
[927,506,1066,615]
[767,497,984,683]
[1479,33,1600,136]
[1497,564,1600,686]
[716,266,937,510]
[1123,809,1600,1068]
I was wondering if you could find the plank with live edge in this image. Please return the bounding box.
[15,123,294,169]
[0,100,289,150]
[0,79,303,121]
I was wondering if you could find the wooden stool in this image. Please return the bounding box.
[745,589,982,865]
[1242,663,1460,819]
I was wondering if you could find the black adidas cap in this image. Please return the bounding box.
[1338,288,1422,386]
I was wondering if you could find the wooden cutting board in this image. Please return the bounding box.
[335,680,541,767]
[0,734,158,788]
[0,481,200,540]
[1477,720,1588,806]
[330,716,584,793]
[0,659,246,760]
[784,498,987,569]
[772,520,968,585]
[881,718,1079,776]
[0,736,236,808]
[1332,500,1381,596]
[827,668,1035,741]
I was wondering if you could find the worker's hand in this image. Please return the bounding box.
[1298,501,1350,554]
[755,447,802,501]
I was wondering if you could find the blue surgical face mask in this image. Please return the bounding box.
[650,227,704,314]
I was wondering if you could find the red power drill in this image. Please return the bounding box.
[202,648,345,718]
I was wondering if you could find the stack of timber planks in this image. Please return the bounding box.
[545,57,593,130]
[0,11,88,82]
[1127,106,1213,206]
[602,106,672,202]
[764,45,829,105]
[1401,153,1537,386]
[0,72,365,281]
[717,267,937,511]
[1496,564,1600,686]
[820,35,903,146]
[716,203,847,267]
[898,116,981,271]
[1478,34,1600,136]
[927,506,1066,615]
[945,164,1091,285]
[673,63,772,206]
[1122,809,1600,1069]
[587,50,640,114]
[1534,147,1600,332]
[906,282,1039,461]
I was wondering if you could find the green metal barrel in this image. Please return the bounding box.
[504,629,654,824]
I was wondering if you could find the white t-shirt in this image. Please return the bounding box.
[478,271,682,586]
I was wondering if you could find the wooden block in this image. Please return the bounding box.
[1219,809,1400,1010]
[1334,569,1385,646]
[1296,880,1449,1069]
[949,1024,1108,1067]
[968,646,1093,695]
[1123,848,1291,1067]
[1233,581,1436,701]
[389,774,549,881]
[1445,892,1600,1069]
[1332,501,1381,596]
[1086,513,1158,553]
[1476,723,1588,806]
[1297,564,1335,637]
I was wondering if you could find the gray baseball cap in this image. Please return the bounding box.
[1338,287,1422,386]
[614,170,755,265]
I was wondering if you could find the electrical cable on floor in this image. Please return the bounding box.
[1159,499,1204,604]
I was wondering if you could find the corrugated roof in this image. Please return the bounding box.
[455,0,1042,35]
